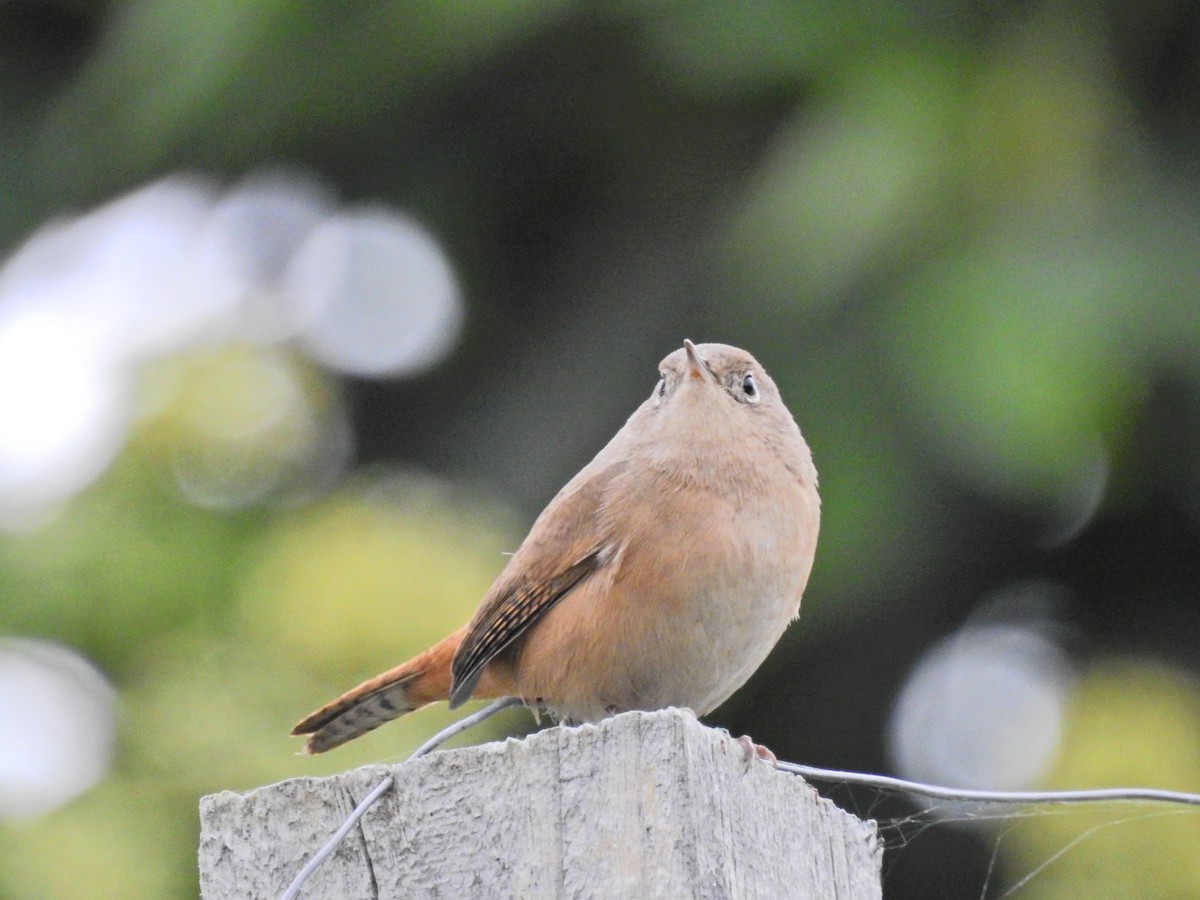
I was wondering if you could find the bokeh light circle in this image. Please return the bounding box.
[888,620,1072,794]
[0,638,116,821]
[286,209,464,377]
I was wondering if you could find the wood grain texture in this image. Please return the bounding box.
[200,709,881,899]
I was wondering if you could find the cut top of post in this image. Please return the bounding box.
[199,708,882,899]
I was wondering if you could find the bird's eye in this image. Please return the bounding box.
[741,373,759,402]
[656,377,666,398]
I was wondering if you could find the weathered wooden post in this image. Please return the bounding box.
[199,708,882,898]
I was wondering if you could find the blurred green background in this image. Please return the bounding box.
[1,2,1199,897]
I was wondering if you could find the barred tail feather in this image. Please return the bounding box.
[292,630,464,754]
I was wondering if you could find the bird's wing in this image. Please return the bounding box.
[448,462,620,708]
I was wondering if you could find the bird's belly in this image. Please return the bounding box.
[514,493,814,721]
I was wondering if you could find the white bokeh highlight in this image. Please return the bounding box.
[0,170,463,523]
[0,308,133,526]
[888,613,1073,796]
[288,208,464,377]
[195,170,335,344]
[0,638,116,821]
[0,178,235,361]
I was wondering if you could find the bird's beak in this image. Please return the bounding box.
[683,339,716,383]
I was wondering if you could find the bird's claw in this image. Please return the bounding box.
[736,734,777,770]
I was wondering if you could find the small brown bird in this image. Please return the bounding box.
[292,340,819,754]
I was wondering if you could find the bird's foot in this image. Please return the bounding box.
[736,734,777,770]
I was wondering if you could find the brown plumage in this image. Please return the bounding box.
[292,340,819,753]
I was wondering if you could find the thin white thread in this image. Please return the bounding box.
[278,776,394,900]
[279,697,524,900]
[776,760,1200,807]
[991,808,1194,899]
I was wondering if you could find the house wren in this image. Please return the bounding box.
[293,340,819,753]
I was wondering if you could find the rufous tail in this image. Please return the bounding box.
[292,627,507,754]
